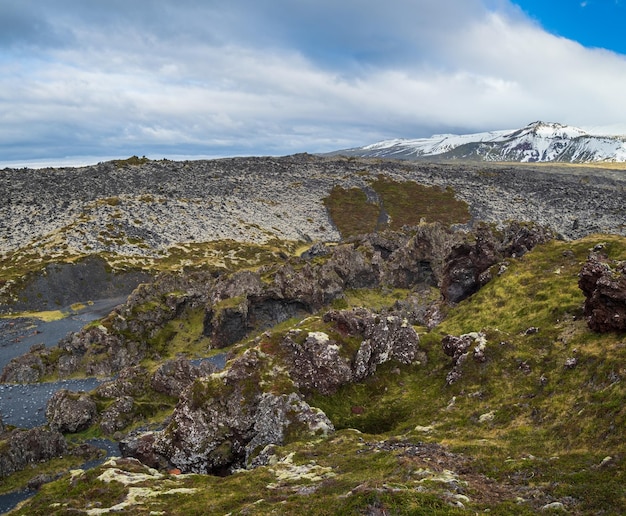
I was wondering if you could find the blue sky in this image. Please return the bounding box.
[2,0,626,167]
[515,0,626,54]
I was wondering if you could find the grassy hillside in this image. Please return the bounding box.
[11,233,626,515]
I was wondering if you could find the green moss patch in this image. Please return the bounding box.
[324,177,470,239]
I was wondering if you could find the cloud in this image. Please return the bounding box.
[2,0,626,164]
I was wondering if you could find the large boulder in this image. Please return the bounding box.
[243,392,333,467]
[579,256,626,332]
[0,352,46,383]
[323,308,424,381]
[0,427,68,478]
[46,389,97,433]
[279,330,353,395]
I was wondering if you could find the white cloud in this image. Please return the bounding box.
[2,0,626,165]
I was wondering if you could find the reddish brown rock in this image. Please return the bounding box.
[579,256,626,332]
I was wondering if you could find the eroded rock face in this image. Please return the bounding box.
[146,356,335,474]
[46,389,97,433]
[243,392,333,467]
[134,306,423,474]
[441,222,554,303]
[0,427,68,478]
[579,256,626,332]
[151,349,269,474]
[323,308,424,381]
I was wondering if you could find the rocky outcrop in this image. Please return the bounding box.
[0,352,46,383]
[150,357,217,397]
[441,222,554,303]
[442,332,488,385]
[323,308,424,381]
[2,223,551,384]
[46,389,98,433]
[0,427,68,478]
[150,348,278,474]
[243,392,333,465]
[579,256,626,332]
[125,306,424,474]
[279,330,353,396]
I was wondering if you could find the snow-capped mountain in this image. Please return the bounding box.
[336,122,626,163]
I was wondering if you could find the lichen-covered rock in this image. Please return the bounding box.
[323,308,424,381]
[244,392,334,467]
[579,256,626,332]
[119,431,169,470]
[151,349,267,474]
[99,396,136,435]
[0,353,45,383]
[150,357,216,397]
[46,389,98,433]
[95,366,150,399]
[279,330,353,395]
[0,426,68,478]
[442,332,487,385]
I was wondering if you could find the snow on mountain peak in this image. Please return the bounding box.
[341,122,626,163]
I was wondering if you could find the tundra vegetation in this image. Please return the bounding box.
[1,157,625,515]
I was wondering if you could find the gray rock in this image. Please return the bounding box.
[0,426,68,477]
[151,357,216,397]
[280,330,353,395]
[442,332,487,385]
[541,501,566,511]
[99,396,135,435]
[46,389,97,433]
[244,392,333,466]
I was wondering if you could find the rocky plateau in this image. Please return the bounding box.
[1,155,626,515]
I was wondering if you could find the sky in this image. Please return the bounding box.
[2,0,626,167]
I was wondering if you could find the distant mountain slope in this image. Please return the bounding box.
[335,121,626,163]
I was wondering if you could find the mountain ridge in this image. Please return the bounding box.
[334,121,626,163]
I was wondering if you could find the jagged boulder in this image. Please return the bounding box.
[46,389,98,433]
[243,392,333,467]
[323,308,424,381]
[279,330,353,395]
[119,431,169,470]
[442,332,487,385]
[579,256,626,332]
[0,427,68,478]
[99,396,136,435]
[95,366,150,398]
[150,348,267,473]
[0,352,46,383]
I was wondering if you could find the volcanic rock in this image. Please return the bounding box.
[0,426,68,478]
[46,389,98,433]
[579,256,626,332]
